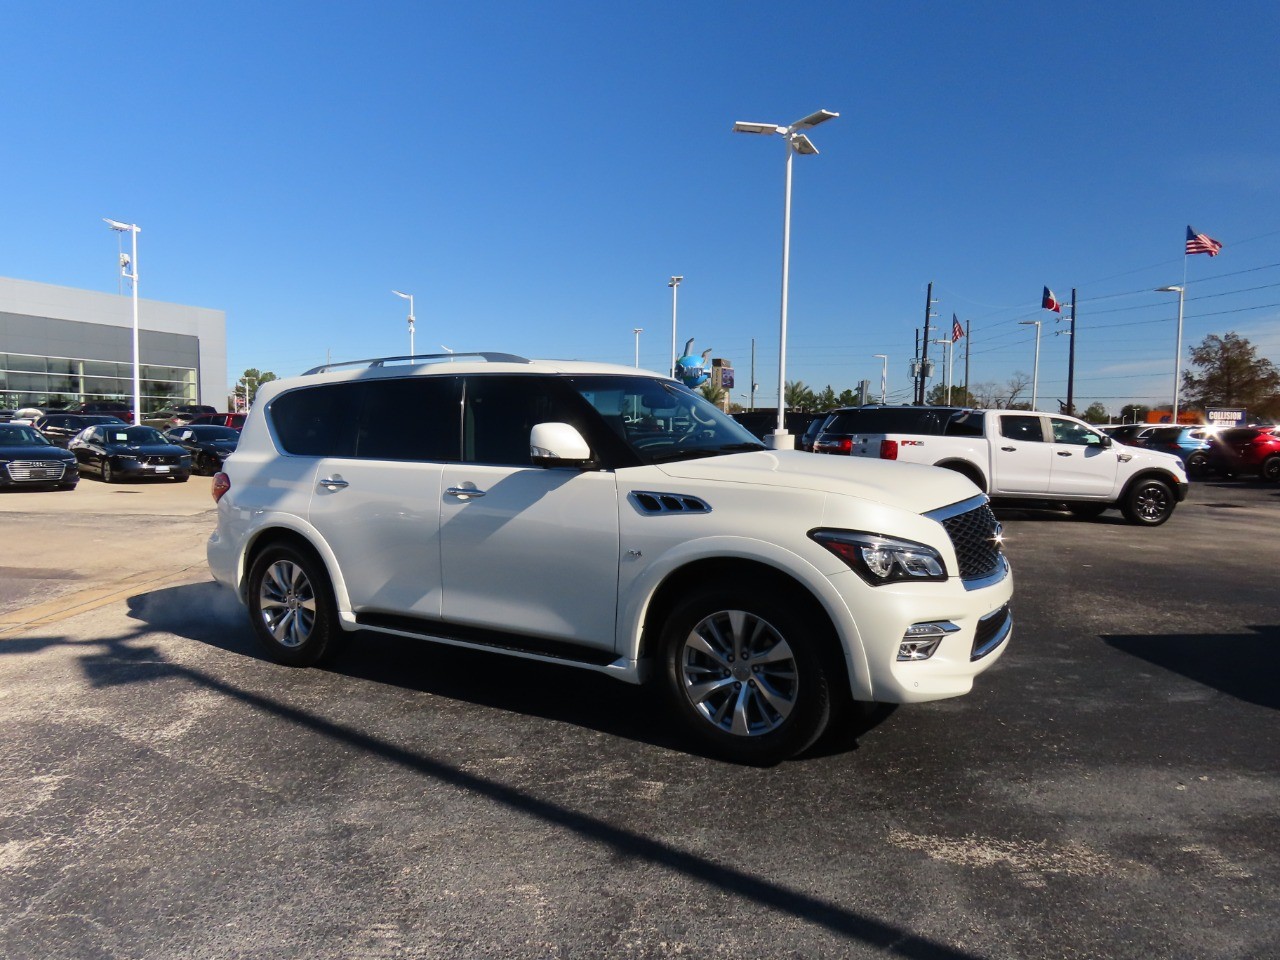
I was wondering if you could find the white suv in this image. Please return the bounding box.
[208,353,1014,764]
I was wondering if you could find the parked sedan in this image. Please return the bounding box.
[68,425,191,483]
[1136,425,1212,477]
[163,424,240,475]
[141,404,219,430]
[0,424,79,490]
[34,413,126,448]
[187,412,246,430]
[1207,426,1280,481]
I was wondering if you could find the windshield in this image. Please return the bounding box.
[570,375,765,464]
[106,426,168,445]
[0,425,52,447]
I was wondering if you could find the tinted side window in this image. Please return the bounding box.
[825,408,944,434]
[462,376,593,466]
[271,383,359,457]
[1000,415,1044,442]
[945,411,985,437]
[354,377,460,461]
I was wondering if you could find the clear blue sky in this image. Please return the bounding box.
[3,1,1278,414]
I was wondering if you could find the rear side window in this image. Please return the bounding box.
[271,377,462,461]
[1000,415,1045,442]
[945,411,985,437]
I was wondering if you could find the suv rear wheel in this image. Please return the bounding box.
[659,584,832,765]
[247,543,340,666]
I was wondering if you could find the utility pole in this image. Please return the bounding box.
[912,327,921,404]
[917,282,936,404]
[964,317,971,401]
[749,338,756,410]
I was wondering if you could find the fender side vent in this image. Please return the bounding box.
[630,491,711,515]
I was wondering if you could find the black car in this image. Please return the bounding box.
[68,424,191,483]
[34,413,127,448]
[163,424,240,474]
[0,423,79,490]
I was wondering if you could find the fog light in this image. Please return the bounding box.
[898,621,959,661]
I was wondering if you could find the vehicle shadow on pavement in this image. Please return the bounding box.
[992,505,1130,525]
[123,582,892,763]
[6,608,981,960]
[1103,625,1280,710]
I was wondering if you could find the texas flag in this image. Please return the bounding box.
[1041,286,1062,313]
[951,314,964,342]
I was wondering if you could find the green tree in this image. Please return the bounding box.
[1181,332,1280,411]
[785,380,816,411]
[1081,402,1109,423]
[699,382,726,408]
[235,368,278,409]
[814,385,838,411]
[836,388,860,407]
[926,384,979,407]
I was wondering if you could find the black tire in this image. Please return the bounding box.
[57,482,78,491]
[174,473,189,483]
[197,453,215,476]
[101,460,115,483]
[1261,456,1280,483]
[1186,452,1209,478]
[1121,477,1175,526]
[1067,502,1108,519]
[246,543,340,666]
[659,583,833,765]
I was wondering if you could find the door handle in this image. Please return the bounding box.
[1057,451,1073,457]
[446,485,487,499]
[319,476,349,489]
[1000,446,1016,452]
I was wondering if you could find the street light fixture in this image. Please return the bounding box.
[392,290,415,357]
[633,328,643,368]
[1018,319,1042,410]
[103,218,142,424]
[1156,285,1186,422]
[873,354,888,404]
[733,107,839,448]
[667,277,682,377]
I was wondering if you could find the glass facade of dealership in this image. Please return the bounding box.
[0,277,225,415]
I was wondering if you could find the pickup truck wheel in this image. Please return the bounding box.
[1121,478,1175,526]
[1261,456,1280,482]
[660,586,831,765]
[247,544,340,666]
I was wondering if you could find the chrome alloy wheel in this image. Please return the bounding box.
[257,559,317,648]
[678,609,799,736]
[1133,483,1171,522]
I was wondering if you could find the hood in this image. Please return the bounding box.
[0,445,75,461]
[656,450,982,514]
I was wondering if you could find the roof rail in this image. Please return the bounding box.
[303,352,531,375]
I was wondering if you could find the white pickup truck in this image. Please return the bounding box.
[814,405,1189,526]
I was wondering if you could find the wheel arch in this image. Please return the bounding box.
[635,555,869,702]
[238,521,352,619]
[1118,468,1182,503]
[933,458,987,493]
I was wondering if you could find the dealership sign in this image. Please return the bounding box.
[1206,407,1247,427]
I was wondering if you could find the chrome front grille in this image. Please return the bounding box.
[7,460,67,482]
[926,496,1004,585]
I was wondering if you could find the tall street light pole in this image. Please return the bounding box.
[633,327,643,368]
[873,354,888,404]
[734,108,838,449]
[667,277,682,377]
[1018,320,1042,410]
[103,218,141,424]
[931,339,956,405]
[1156,285,1185,422]
[392,290,415,357]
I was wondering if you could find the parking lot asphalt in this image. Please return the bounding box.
[0,475,1277,959]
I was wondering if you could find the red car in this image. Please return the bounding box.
[1206,426,1280,481]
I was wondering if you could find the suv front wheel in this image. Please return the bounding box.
[247,543,340,666]
[659,584,833,765]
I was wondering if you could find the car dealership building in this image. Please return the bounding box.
[0,276,226,414]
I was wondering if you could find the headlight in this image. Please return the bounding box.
[810,530,947,585]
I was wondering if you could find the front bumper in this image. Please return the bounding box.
[0,459,79,486]
[107,456,191,479]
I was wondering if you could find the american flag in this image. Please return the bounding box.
[1186,225,1223,257]
[951,314,964,341]
[1041,286,1062,313]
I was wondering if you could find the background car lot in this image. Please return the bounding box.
[0,477,1276,958]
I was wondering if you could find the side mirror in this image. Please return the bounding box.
[1100,434,1112,448]
[530,422,595,469]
